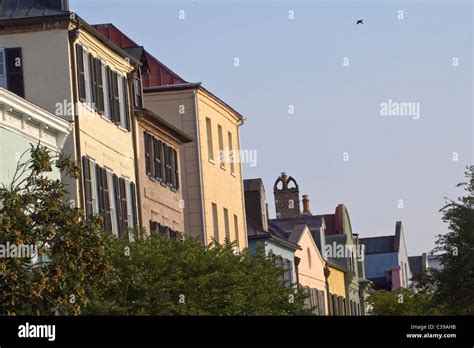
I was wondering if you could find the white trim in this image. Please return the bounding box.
[0,88,70,150]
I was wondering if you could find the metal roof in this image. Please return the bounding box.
[0,0,67,19]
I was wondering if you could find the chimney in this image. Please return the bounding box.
[302,195,311,215]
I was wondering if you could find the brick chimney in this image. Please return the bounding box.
[302,195,311,215]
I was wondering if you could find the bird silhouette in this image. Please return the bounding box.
[356,19,364,25]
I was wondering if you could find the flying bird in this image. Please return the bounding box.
[356,19,364,25]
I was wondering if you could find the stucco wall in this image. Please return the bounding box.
[137,119,185,232]
[328,266,346,298]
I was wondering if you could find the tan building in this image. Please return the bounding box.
[0,5,141,237]
[94,24,248,248]
[135,108,193,235]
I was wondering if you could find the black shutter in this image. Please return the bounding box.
[106,66,113,121]
[130,182,137,229]
[153,138,162,180]
[163,144,171,184]
[82,157,93,217]
[76,45,86,101]
[96,59,104,114]
[5,47,25,98]
[157,140,163,180]
[150,221,158,235]
[134,73,143,108]
[144,132,152,176]
[113,174,122,235]
[88,53,97,110]
[122,76,130,130]
[95,164,104,214]
[119,178,128,235]
[173,149,179,189]
[102,169,112,233]
[112,72,120,125]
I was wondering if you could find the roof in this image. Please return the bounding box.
[93,23,245,121]
[269,215,325,252]
[359,221,405,254]
[0,13,142,67]
[359,236,396,254]
[0,0,68,19]
[134,108,193,144]
[247,219,300,250]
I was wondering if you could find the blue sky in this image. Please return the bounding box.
[71,0,473,255]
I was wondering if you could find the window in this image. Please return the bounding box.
[218,124,224,168]
[107,171,119,236]
[307,248,312,269]
[163,143,173,185]
[126,181,137,229]
[101,61,110,119]
[144,132,152,176]
[212,203,219,242]
[223,208,230,241]
[227,131,235,174]
[153,138,163,180]
[0,47,24,98]
[134,72,143,108]
[233,214,240,250]
[82,156,97,217]
[0,50,6,88]
[206,118,214,161]
[150,221,178,240]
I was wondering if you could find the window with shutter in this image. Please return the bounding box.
[112,72,120,124]
[82,157,93,217]
[102,168,112,233]
[76,45,86,101]
[119,178,128,236]
[113,174,122,235]
[144,132,152,176]
[134,72,143,108]
[153,138,163,180]
[130,182,137,229]
[95,164,104,214]
[121,76,130,131]
[5,47,25,98]
[164,144,172,185]
[88,53,97,110]
[106,171,117,235]
[95,58,104,114]
[173,149,179,190]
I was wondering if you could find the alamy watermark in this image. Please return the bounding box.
[324,242,365,262]
[0,242,38,258]
[218,149,257,168]
[380,99,421,120]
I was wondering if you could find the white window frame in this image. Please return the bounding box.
[89,158,99,215]
[106,170,118,236]
[82,47,92,108]
[125,180,134,229]
[118,74,127,129]
[101,60,110,120]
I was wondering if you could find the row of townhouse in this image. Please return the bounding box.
[0,1,247,249]
[244,173,370,315]
[0,1,435,316]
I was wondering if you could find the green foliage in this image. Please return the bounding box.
[367,288,443,316]
[0,144,111,315]
[85,233,310,316]
[430,165,474,315]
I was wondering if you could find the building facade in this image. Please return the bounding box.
[94,24,248,248]
[244,179,299,286]
[0,87,70,185]
[0,7,140,237]
[360,221,413,291]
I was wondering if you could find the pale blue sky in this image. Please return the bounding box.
[71,0,473,255]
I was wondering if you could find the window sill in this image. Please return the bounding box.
[220,165,226,171]
[118,125,130,133]
[208,158,215,165]
[101,115,113,123]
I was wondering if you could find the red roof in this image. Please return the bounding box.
[93,23,186,88]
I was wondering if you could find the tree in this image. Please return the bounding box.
[0,145,112,315]
[85,233,310,316]
[431,165,474,315]
[366,288,443,316]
